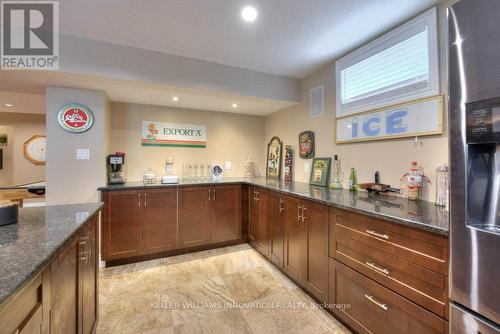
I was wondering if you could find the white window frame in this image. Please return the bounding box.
[335,7,439,117]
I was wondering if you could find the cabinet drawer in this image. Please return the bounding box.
[330,209,448,275]
[0,270,48,334]
[329,259,446,334]
[334,235,447,317]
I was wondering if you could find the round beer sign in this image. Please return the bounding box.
[57,104,94,133]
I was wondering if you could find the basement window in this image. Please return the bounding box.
[335,7,439,117]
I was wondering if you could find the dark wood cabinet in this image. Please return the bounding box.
[0,268,50,334]
[102,190,142,260]
[143,188,178,253]
[103,188,179,259]
[282,195,328,302]
[0,213,100,334]
[81,217,98,334]
[248,187,269,257]
[330,208,449,318]
[179,186,212,248]
[330,259,446,334]
[248,187,259,242]
[304,201,329,303]
[283,195,307,282]
[51,237,79,334]
[269,192,285,268]
[212,185,241,243]
[102,185,242,262]
[51,215,99,334]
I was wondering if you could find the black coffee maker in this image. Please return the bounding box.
[107,153,125,184]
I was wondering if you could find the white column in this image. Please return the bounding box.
[45,87,108,205]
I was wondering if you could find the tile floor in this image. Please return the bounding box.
[97,243,351,334]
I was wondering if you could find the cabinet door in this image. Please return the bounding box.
[81,216,98,334]
[248,187,259,242]
[269,192,285,268]
[284,196,307,283]
[304,200,329,303]
[254,189,270,257]
[102,190,142,260]
[51,237,79,334]
[143,188,178,253]
[212,185,241,243]
[179,186,211,248]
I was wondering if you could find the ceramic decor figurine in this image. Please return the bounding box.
[400,161,431,200]
[243,154,257,178]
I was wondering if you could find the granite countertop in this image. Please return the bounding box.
[0,203,103,308]
[99,177,449,235]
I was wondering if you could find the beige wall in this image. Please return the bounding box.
[46,87,108,204]
[265,3,452,202]
[109,102,266,181]
[0,113,46,186]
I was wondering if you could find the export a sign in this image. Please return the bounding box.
[336,95,443,143]
[1,1,59,70]
[142,121,206,148]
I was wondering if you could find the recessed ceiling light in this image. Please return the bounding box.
[172,96,179,102]
[4,103,13,107]
[241,6,258,22]
[232,103,238,108]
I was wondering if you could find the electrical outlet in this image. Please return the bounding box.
[304,162,310,173]
[225,161,232,170]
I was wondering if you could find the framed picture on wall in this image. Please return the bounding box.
[266,136,282,178]
[309,157,331,187]
[299,131,314,159]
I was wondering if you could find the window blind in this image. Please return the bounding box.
[335,7,439,117]
[342,30,429,103]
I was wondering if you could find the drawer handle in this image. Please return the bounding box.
[279,199,284,213]
[364,294,388,311]
[366,261,390,275]
[366,230,389,240]
[298,205,302,221]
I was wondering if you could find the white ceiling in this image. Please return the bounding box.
[59,0,442,78]
[0,71,295,116]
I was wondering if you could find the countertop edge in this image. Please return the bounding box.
[0,203,103,310]
[98,180,449,236]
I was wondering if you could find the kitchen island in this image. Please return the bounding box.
[0,203,102,334]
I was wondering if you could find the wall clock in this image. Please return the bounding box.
[24,135,46,165]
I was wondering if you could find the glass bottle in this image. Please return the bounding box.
[435,165,449,207]
[349,168,358,191]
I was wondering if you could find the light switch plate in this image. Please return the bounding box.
[225,161,232,170]
[76,148,90,160]
[304,162,310,173]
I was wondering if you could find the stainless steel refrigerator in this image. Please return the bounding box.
[449,0,500,333]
